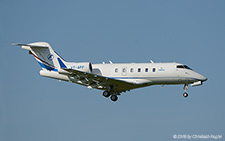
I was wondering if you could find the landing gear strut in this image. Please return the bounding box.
[183,84,188,98]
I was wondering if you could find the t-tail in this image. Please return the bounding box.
[14,42,92,73]
[14,42,67,72]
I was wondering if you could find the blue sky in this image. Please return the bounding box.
[1,0,225,140]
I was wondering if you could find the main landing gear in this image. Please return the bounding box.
[103,91,110,98]
[110,95,118,102]
[102,90,119,102]
[183,84,188,98]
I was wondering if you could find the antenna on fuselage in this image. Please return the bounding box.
[109,60,113,64]
[150,60,154,63]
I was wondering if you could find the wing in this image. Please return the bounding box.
[62,68,138,92]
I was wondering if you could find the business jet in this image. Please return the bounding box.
[14,42,207,102]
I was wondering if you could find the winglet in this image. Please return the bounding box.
[57,58,67,68]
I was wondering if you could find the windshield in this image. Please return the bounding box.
[176,65,192,70]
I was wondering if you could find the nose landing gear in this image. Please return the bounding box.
[183,92,188,98]
[183,84,188,98]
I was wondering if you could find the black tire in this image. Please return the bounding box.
[183,92,188,98]
[110,95,118,102]
[103,91,110,98]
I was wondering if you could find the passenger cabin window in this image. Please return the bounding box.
[145,68,148,72]
[122,68,126,73]
[176,65,192,70]
[152,68,156,72]
[138,68,141,72]
[115,68,118,73]
[130,68,134,73]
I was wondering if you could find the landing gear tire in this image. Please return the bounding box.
[103,91,110,98]
[183,92,188,98]
[110,95,118,102]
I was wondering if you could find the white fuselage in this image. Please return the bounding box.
[16,42,207,101]
[40,62,207,91]
[92,62,206,85]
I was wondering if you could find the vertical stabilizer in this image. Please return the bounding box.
[14,42,66,72]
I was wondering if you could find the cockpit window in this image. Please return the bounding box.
[176,65,183,69]
[183,65,192,70]
[176,65,192,70]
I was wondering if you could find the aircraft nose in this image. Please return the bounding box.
[200,75,208,82]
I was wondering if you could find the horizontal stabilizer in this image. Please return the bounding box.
[12,43,49,48]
